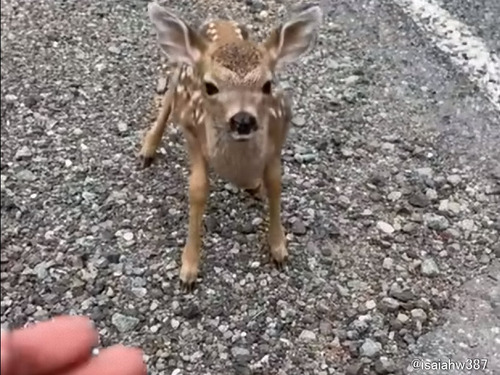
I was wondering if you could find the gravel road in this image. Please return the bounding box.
[1,0,499,374]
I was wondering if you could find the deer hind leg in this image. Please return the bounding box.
[139,91,173,168]
[263,157,288,268]
[179,148,209,291]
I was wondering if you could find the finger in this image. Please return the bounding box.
[1,329,13,375]
[10,316,98,375]
[61,345,147,375]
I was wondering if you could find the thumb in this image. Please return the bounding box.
[1,329,14,375]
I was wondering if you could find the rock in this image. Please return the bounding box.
[231,347,250,360]
[421,258,440,277]
[423,213,449,231]
[111,313,139,333]
[293,115,306,127]
[389,284,415,302]
[359,338,382,358]
[298,329,316,342]
[459,219,476,232]
[292,219,307,235]
[374,356,397,374]
[382,257,393,270]
[425,188,438,201]
[387,191,402,201]
[396,313,410,325]
[15,146,32,160]
[377,221,394,234]
[17,169,37,182]
[365,300,376,310]
[345,75,361,85]
[117,121,128,133]
[122,231,134,241]
[346,362,364,375]
[171,319,180,329]
[438,199,461,216]
[447,174,461,186]
[411,308,428,322]
[408,192,430,207]
[156,77,168,93]
[108,45,120,54]
[416,168,433,178]
[379,297,400,312]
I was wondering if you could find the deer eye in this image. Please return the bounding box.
[204,82,219,96]
[262,80,272,95]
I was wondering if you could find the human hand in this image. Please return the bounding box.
[0,315,147,375]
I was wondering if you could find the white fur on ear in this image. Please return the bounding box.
[272,5,323,69]
[148,2,203,64]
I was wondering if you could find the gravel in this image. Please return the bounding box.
[1,0,499,374]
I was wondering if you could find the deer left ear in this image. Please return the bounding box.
[263,5,323,70]
[148,2,207,65]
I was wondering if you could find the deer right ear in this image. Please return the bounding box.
[148,2,206,65]
[263,5,323,70]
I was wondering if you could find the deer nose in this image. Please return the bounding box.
[230,111,257,135]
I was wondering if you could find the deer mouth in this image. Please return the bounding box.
[230,131,254,142]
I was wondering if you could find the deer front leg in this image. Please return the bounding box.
[179,152,209,290]
[139,91,172,168]
[264,156,288,267]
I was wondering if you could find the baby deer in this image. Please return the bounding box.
[141,1,323,289]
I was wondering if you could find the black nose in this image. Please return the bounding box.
[230,112,257,135]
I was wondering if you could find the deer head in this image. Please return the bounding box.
[147,2,323,143]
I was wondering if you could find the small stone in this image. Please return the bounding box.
[131,287,147,298]
[5,94,18,102]
[122,231,134,241]
[426,188,438,200]
[379,297,400,312]
[374,356,396,374]
[346,362,364,375]
[389,284,415,302]
[17,169,37,182]
[117,121,128,133]
[411,308,427,322]
[408,192,430,207]
[298,329,316,342]
[292,219,307,235]
[460,219,476,232]
[421,258,440,277]
[387,191,402,201]
[365,300,376,310]
[231,347,250,359]
[345,75,361,85]
[359,338,382,358]
[423,213,449,231]
[376,221,394,234]
[416,167,433,178]
[293,115,306,127]
[171,319,180,329]
[382,257,393,270]
[15,146,32,160]
[111,313,139,333]
[108,45,121,54]
[396,313,410,324]
[156,77,168,93]
[447,174,461,186]
[438,199,461,216]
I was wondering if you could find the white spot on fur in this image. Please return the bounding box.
[176,85,184,94]
[269,108,277,118]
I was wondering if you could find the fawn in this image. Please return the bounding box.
[140,1,323,289]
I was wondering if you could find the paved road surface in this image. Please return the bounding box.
[1,0,499,374]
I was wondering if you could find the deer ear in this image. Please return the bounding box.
[264,5,323,70]
[148,2,206,65]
